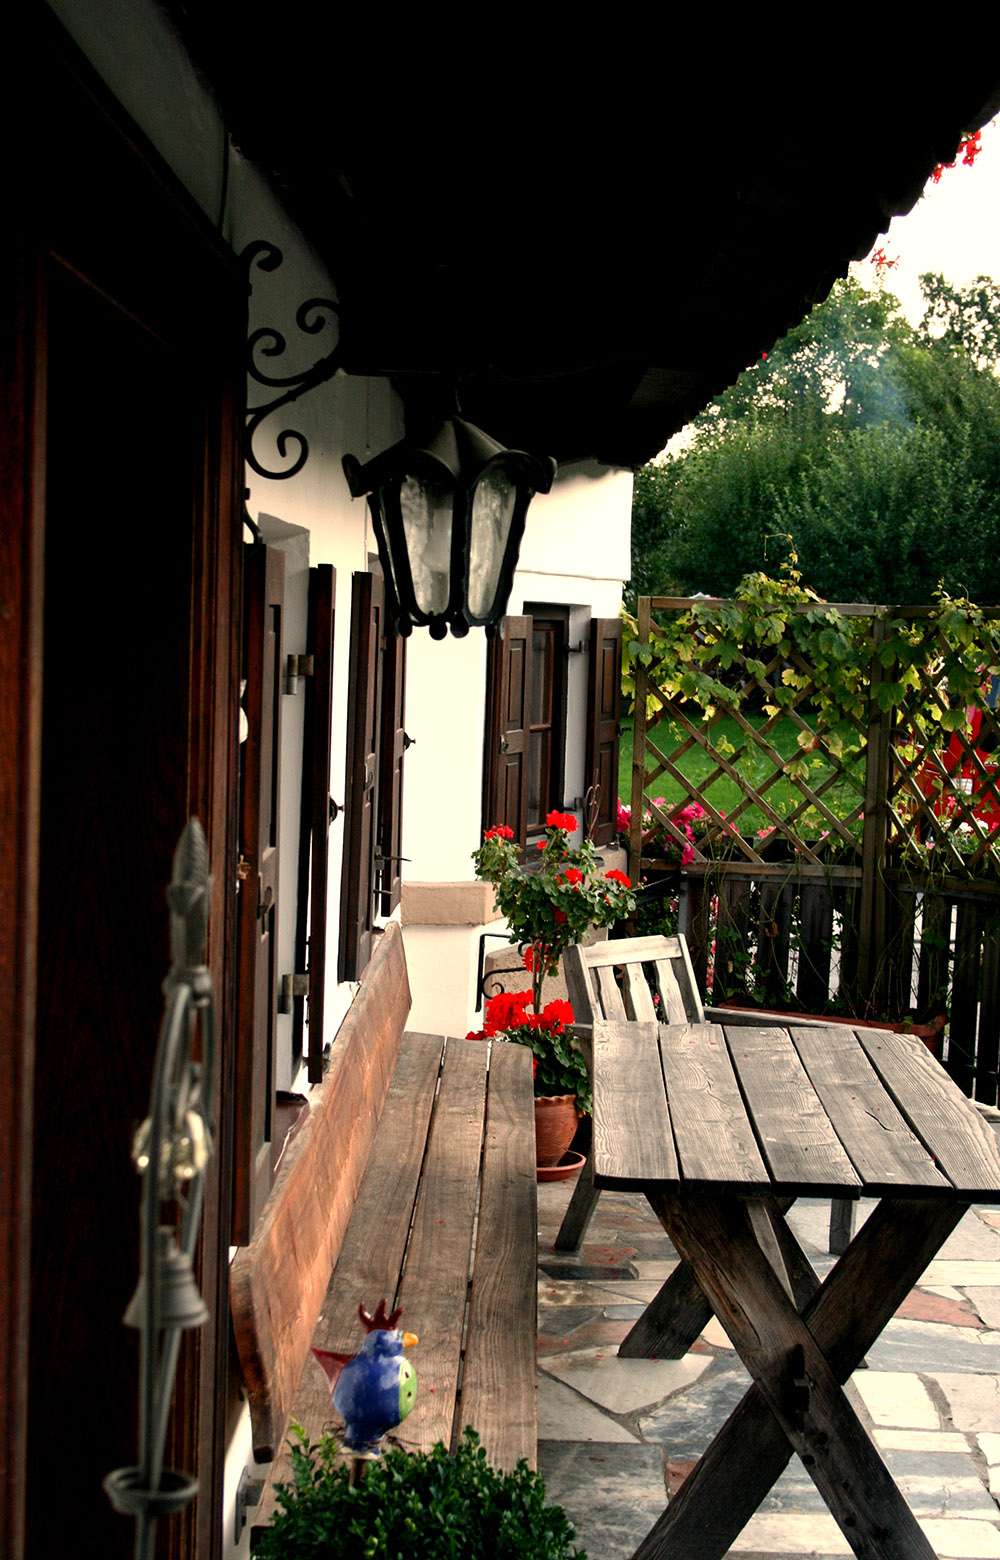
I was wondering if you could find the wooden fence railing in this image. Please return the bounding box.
[629,597,1000,1104]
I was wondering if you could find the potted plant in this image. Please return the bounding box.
[473,811,637,1013]
[467,989,587,1166]
[471,811,637,1171]
[256,1426,587,1559]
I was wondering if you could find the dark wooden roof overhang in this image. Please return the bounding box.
[166,13,1000,465]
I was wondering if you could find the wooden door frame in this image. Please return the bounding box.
[0,17,243,1557]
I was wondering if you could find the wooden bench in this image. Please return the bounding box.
[554,932,853,1254]
[229,922,537,1542]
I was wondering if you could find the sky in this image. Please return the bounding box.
[863,117,1000,323]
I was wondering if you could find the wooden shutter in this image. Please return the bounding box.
[293,564,336,1083]
[586,617,623,845]
[377,628,407,917]
[339,573,383,981]
[483,615,531,857]
[234,542,285,1243]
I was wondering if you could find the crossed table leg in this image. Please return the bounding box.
[624,1191,967,1560]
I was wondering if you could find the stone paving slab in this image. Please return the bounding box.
[542,1346,712,1416]
[537,1441,668,1560]
[537,1374,639,1444]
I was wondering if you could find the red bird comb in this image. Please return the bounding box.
[359,1298,403,1333]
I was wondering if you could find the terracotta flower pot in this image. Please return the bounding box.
[534,1094,580,1168]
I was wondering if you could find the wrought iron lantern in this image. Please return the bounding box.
[343,416,556,638]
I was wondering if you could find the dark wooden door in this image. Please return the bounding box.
[3,25,242,1559]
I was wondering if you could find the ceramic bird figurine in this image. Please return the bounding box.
[312,1299,418,1456]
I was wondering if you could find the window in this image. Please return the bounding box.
[483,611,622,855]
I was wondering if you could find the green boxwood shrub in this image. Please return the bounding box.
[256,1427,587,1559]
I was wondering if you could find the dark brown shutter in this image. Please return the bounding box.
[234,542,285,1243]
[339,573,383,981]
[483,615,531,857]
[586,617,623,845]
[377,628,407,916]
[293,564,336,1083]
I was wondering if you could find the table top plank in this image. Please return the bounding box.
[593,1020,678,1188]
[854,1027,1000,1198]
[722,1026,862,1195]
[657,1024,772,1193]
[788,1025,950,1195]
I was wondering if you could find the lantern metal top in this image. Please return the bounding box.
[343,416,556,639]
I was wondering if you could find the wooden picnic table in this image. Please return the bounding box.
[592,1018,1000,1560]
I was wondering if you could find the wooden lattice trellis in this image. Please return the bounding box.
[629,597,1000,1103]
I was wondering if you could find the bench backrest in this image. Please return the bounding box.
[230,921,411,1460]
[563,934,705,1028]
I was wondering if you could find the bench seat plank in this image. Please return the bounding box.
[459,1040,537,1470]
[395,1039,490,1454]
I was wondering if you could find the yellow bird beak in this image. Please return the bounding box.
[402,1331,418,1348]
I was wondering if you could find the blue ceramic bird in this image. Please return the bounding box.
[312,1299,418,1456]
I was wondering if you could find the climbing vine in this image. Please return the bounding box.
[621,552,1000,751]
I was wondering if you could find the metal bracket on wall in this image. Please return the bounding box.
[242,241,344,481]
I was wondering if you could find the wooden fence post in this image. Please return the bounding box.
[858,613,893,1011]
[629,598,651,889]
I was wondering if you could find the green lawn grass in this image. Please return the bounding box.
[618,713,865,839]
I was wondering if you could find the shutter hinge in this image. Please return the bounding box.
[278,972,310,1014]
[285,653,315,694]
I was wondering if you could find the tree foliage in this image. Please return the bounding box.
[630,273,1000,606]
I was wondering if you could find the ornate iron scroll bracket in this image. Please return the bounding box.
[243,240,343,480]
[104,819,217,1560]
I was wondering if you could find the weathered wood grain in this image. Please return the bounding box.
[652,1192,938,1560]
[790,1024,948,1194]
[595,963,627,1019]
[593,1021,677,1187]
[459,1040,537,1470]
[634,1196,966,1560]
[657,1024,771,1191]
[230,921,410,1459]
[254,1032,443,1529]
[723,1024,861,1194]
[622,961,657,1020]
[856,1026,1000,1196]
[653,958,688,1024]
[395,1040,490,1454]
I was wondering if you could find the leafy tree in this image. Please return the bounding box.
[630,272,1000,605]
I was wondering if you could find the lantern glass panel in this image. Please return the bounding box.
[400,473,453,616]
[468,468,516,620]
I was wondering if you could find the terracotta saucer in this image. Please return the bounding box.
[536,1149,586,1182]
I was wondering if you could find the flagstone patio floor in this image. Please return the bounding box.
[536,1110,1000,1560]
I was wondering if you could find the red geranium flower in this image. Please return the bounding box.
[562,868,583,885]
[605,868,631,887]
[545,810,577,833]
[483,824,515,841]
